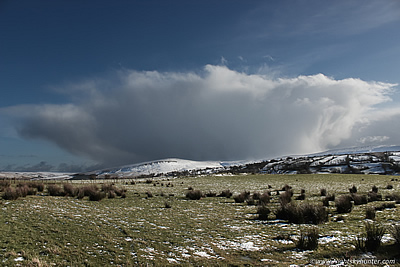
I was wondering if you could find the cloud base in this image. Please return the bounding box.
[5,65,399,167]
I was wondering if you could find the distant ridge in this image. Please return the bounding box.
[91,145,400,178]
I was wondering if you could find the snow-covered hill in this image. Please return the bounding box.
[93,158,238,178]
[2,145,400,180]
[92,145,400,178]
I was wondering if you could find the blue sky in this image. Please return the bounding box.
[1,0,400,171]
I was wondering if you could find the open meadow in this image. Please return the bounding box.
[1,173,400,266]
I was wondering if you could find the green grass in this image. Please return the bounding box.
[0,174,399,266]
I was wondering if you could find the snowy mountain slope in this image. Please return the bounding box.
[94,158,239,178]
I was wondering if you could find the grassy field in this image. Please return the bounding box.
[0,173,399,266]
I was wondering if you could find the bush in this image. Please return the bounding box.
[164,202,171,209]
[31,182,45,192]
[322,197,330,207]
[2,187,19,200]
[281,184,292,191]
[349,185,357,194]
[88,191,106,201]
[0,180,11,190]
[365,207,376,220]
[368,192,382,202]
[16,184,29,197]
[252,192,261,200]
[335,195,353,213]
[385,192,400,204]
[320,188,327,196]
[108,191,116,199]
[233,191,250,203]
[63,184,77,197]
[279,190,293,205]
[218,190,232,198]
[146,191,153,198]
[351,194,368,205]
[275,203,328,225]
[355,222,385,252]
[47,184,64,196]
[296,226,319,250]
[386,184,394,190]
[114,187,127,197]
[186,190,203,200]
[256,205,270,220]
[259,191,271,205]
[76,185,99,199]
[101,183,115,193]
[326,194,335,201]
[371,185,378,193]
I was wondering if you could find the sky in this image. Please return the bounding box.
[1,0,400,172]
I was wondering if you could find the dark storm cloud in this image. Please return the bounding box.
[4,65,398,166]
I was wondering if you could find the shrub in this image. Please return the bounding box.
[101,183,115,193]
[2,187,19,200]
[296,226,319,250]
[76,185,99,199]
[279,190,293,205]
[108,191,116,199]
[218,190,232,198]
[355,222,385,252]
[31,182,45,192]
[252,192,261,200]
[351,194,368,205]
[389,225,400,245]
[16,184,29,197]
[256,205,270,220]
[47,184,64,196]
[233,191,250,203]
[385,192,400,204]
[349,185,357,194]
[146,191,153,198]
[246,197,256,206]
[63,184,77,197]
[282,184,292,191]
[0,180,11,190]
[164,202,171,209]
[335,195,353,213]
[365,207,376,220]
[275,203,328,225]
[259,191,271,205]
[326,194,335,201]
[322,197,330,207]
[371,185,378,193]
[114,187,127,197]
[88,191,106,201]
[386,184,394,190]
[368,192,382,202]
[186,190,203,200]
[320,188,327,196]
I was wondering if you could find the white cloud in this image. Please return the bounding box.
[3,65,398,166]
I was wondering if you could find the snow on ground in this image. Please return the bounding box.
[0,172,74,180]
